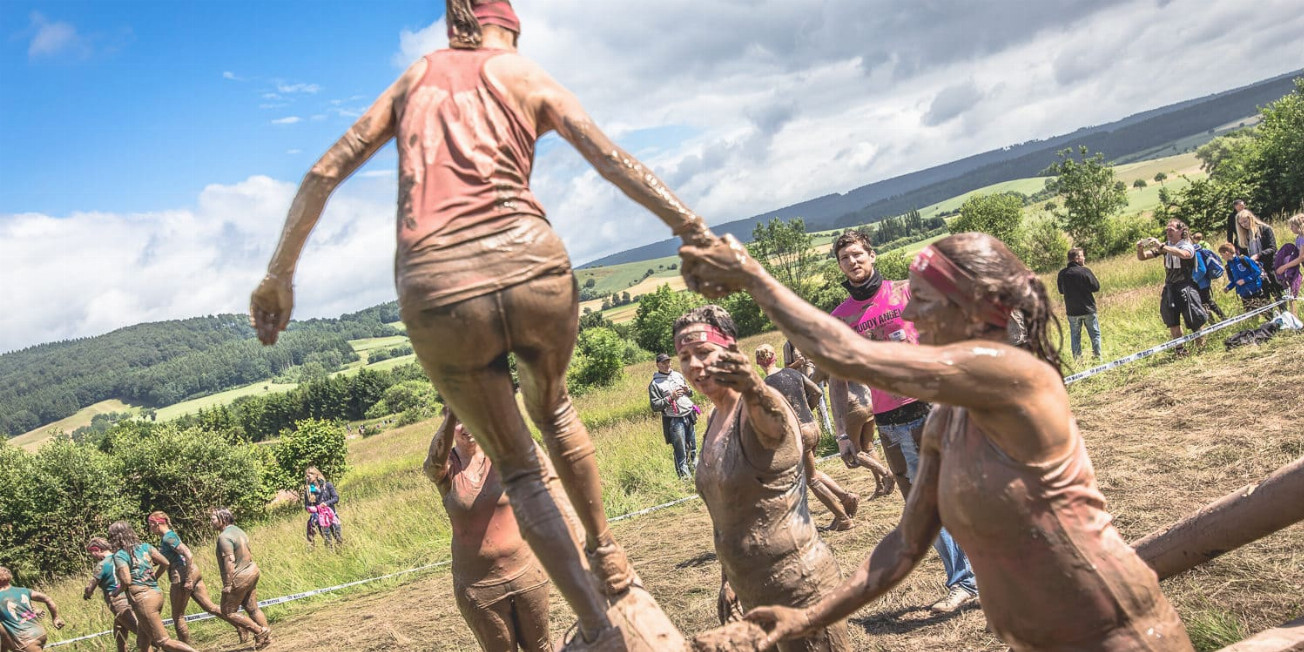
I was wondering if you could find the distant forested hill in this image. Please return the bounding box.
[1,305,401,436]
[581,68,1302,267]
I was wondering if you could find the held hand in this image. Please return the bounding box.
[837,437,858,468]
[705,347,759,392]
[680,234,764,299]
[746,605,815,648]
[250,274,294,345]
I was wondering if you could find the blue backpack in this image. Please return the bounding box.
[1196,247,1224,280]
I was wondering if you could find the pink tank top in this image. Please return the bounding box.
[395,49,546,255]
[829,280,918,415]
[936,407,1188,650]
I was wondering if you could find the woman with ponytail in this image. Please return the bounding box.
[681,233,1194,651]
[107,521,200,652]
[250,1,713,645]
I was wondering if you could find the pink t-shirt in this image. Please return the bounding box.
[829,279,918,416]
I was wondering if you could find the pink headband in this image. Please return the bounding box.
[675,325,736,353]
[147,515,168,525]
[909,246,1011,328]
[448,1,521,38]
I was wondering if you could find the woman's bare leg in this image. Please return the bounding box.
[190,577,260,637]
[168,583,192,643]
[805,450,851,530]
[850,417,894,498]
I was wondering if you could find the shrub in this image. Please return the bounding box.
[568,327,626,395]
[364,380,437,419]
[875,250,910,280]
[270,419,349,492]
[1100,212,1155,257]
[1020,216,1071,273]
[633,284,703,355]
[114,424,274,544]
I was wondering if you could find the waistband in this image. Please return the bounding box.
[876,401,931,426]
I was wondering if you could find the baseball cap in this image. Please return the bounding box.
[656,353,671,362]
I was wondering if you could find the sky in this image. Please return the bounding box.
[2,0,1303,353]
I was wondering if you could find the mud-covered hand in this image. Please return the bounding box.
[250,274,294,345]
[705,346,760,392]
[53,617,65,630]
[717,579,743,625]
[746,605,816,648]
[680,234,765,299]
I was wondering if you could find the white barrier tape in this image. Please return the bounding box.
[48,298,1295,648]
[47,560,452,648]
[1063,297,1290,384]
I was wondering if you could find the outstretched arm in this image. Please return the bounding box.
[510,59,712,247]
[423,410,457,493]
[707,347,798,451]
[747,430,945,644]
[251,60,423,345]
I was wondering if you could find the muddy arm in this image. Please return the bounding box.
[423,412,457,493]
[1134,456,1304,580]
[30,591,63,628]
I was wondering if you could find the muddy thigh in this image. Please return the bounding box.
[454,564,551,652]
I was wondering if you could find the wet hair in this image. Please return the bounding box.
[447,0,483,49]
[833,229,874,258]
[108,521,141,553]
[672,305,739,342]
[754,344,776,364]
[211,508,235,527]
[0,567,11,585]
[1067,247,1083,263]
[87,537,112,553]
[1218,242,1237,255]
[930,233,1063,376]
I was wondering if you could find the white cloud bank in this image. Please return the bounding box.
[4,0,1304,351]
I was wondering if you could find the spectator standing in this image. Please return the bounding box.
[1136,219,1206,350]
[649,353,697,478]
[1056,248,1102,360]
[304,467,344,550]
[1274,214,1304,315]
[1192,241,1228,323]
[1225,199,1247,248]
[1219,243,1272,317]
[1234,209,1283,301]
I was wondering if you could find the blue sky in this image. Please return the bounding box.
[0,1,432,214]
[2,0,1302,352]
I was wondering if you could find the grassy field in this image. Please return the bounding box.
[11,399,138,451]
[33,234,1302,651]
[576,254,682,296]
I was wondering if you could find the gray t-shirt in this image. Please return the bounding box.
[1164,240,1196,285]
[649,371,694,417]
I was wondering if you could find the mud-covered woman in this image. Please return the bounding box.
[249,1,714,644]
[682,233,1194,651]
[425,409,552,651]
[209,509,271,650]
[675,306,851,652]
[147,512,262,645]
[106,521,200,652]
[82,538,139,652]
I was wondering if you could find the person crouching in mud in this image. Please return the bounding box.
[426,409,552,652]
[754,344,859,531]
[681,232,1194,652]
[675,305,851,652]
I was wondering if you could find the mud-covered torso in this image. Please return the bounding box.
[112,543,159,590]
[218,526,255,577]
[442,448,536,585]
[932,406,1191,651]
[694,402,840,609]
[764,369,815,427]
[0,587,43,643]
[393,48,568,311]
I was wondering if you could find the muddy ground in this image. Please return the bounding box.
[198,342,1302,651]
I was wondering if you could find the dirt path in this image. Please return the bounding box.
[198,339,1301,652]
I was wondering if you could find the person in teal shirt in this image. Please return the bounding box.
[148,511,258,646]
[81,538,138,652]
[107,521,198,652]
[0,567,63,652]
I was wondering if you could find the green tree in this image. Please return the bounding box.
[567,327,626,394]
[271,418,349,492]
[1045,146,1128,256]
[583,277,596,289]
[1247,78,1304,215]
[748,217,823,303]
[633,284,702,355]
[719,291,771,338]
[1019,216,1071,273]
[875,250,910,281]
[1133,179,1147,189]
[951,192,1025,247]
[1153,172,1167,184]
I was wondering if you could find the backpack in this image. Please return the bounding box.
[1197,247,1224,279]
[1273,243,1299,287]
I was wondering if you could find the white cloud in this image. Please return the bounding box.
[276,82,321,94]
[270,116,301,125]
[0,177,398,353]
[358,170,396,178]
[222,71,241,81]
[286,149,302,155]
[27,12,91,59]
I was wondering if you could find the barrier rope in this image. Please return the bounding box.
[46,296,1296,648]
